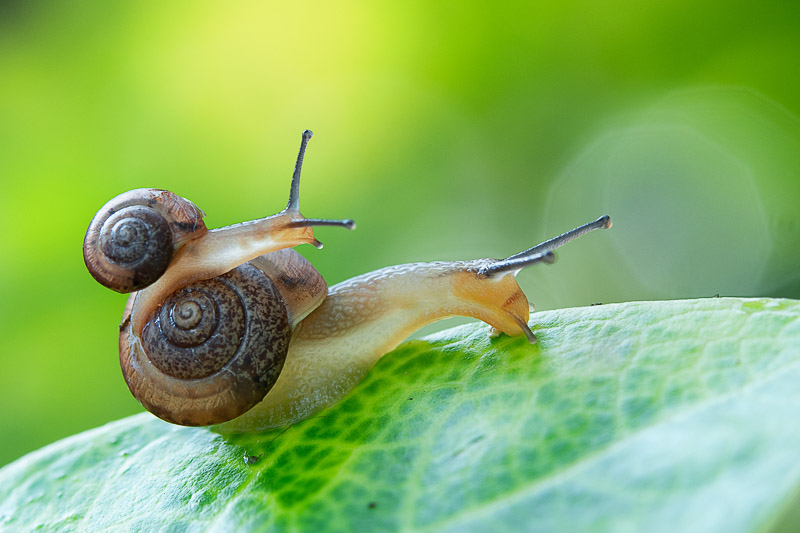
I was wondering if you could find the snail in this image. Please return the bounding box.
[83,130,612,432]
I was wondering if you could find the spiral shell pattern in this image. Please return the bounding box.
[83,189,207,293]
[120,261,291,426]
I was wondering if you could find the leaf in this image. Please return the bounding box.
[2,298,800,532]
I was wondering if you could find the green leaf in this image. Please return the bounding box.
[2,298,800,532]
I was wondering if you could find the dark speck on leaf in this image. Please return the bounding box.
[368,501,377,509]
[243,453,262,465]
[590,302,603,306]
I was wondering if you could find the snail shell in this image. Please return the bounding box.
[120,249,327,426]
[83,189,207,293]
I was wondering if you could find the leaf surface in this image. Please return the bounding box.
[2,298,800,532]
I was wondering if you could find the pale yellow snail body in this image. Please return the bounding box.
[84,130,611,432]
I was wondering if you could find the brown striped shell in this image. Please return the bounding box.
[119,250,327,426]
[83,189,207,293]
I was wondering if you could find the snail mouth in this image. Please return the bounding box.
[450,270,534,342]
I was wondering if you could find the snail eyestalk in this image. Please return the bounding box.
[283,129,356,232]
[479,250,556,277]
[290,218,357,230]
[504,215,612,262]
[286,129,313,213]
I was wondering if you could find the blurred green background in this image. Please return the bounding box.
[1,1,799,467]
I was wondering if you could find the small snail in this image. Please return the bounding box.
[84,130,612,432]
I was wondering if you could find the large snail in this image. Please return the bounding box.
[83,130,612,432]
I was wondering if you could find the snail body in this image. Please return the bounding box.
[84,130,611,431]
[215,259,543,432]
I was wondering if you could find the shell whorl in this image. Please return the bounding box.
[120,261,291,426]
[83,189,207,293]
